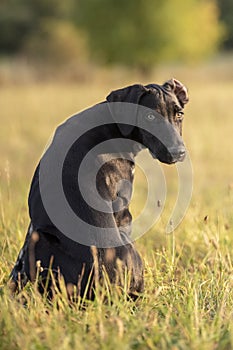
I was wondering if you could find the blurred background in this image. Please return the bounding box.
[0,0,232,82]
[0,0,233,245]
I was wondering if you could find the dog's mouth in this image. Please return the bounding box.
[149,147,186,164]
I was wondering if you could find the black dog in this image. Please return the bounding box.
[9,79,189,299]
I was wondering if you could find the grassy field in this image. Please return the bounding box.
[1,60,233,349]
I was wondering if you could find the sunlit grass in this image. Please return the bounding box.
[1,61,233,349]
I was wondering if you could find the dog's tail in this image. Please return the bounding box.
[8,223,33,294]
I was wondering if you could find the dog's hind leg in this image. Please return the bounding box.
[8,223,34,294]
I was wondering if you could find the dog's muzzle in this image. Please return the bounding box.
[150,145,186,164]
[168,146,186,162]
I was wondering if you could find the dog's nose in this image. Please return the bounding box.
[168,146,186,161]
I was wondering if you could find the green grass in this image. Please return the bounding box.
[1,62,233,349]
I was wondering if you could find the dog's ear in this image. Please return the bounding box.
[163,78,189,107]
[106,84,147,104]
[106,84,147,136]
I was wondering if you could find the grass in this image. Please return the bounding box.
[1,59,233,349]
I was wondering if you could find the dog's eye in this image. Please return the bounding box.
[146,114,155,121]
[176,111,184,121]
[174,105,184,119]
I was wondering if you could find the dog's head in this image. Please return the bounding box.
[106,79,189,164]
